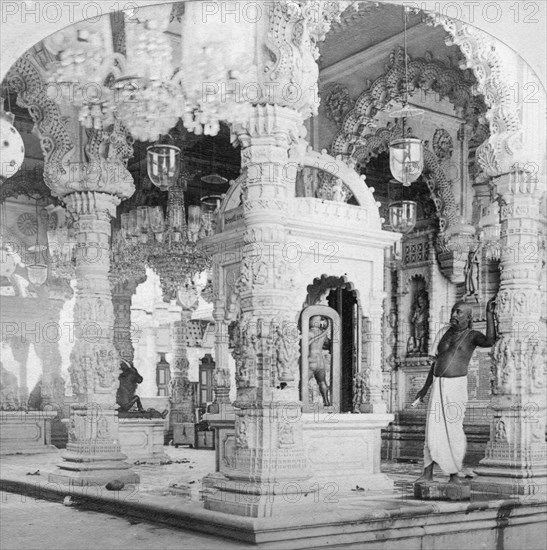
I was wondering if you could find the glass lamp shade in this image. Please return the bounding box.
[0,112,25,179]
[389,200,417,234]
[389,138,423,187]
[147,145,181,191]
[187,205,201,235]
[137,206,150,233]
[149,206,165,234]
[27,264,48,285]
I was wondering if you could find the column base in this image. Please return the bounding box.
[48,442,139,487]
[472,466,547,497]
[48,468,140,487]
[202,473,330,518]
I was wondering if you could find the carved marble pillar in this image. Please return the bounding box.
[473,174,546,496]
[111,271,146,363]
[203,105,315,517]
[10,339,30,406]
[37,289,71,408]
[362,294,387,413]
[169,286,199,427]
[209,313,232,412]
[49,191,137,486]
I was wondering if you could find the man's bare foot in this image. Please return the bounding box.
[448,474,462,484]
[415,463,434,483]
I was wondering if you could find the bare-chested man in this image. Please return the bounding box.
[415,297,496,484]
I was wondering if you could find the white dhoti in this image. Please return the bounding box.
[424,376,468,475]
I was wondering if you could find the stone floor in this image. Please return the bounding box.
[0,444,447,504]
[1,495,253,550]
[1,446,545,549]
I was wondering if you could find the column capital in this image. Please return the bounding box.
[64,191,121,218]
[231,105,304,152]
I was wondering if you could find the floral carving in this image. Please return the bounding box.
[278,422,295,447]
[324,84,354,124]
[432,128,454,161]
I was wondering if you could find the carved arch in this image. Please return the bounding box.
[305,274,362,310]
[330,47,487,155]
[219,145,380,224]
[4,54,76,176]
[427,17,525,177]
[350,123,459,236]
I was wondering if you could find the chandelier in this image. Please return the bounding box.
[112,157,218,298]
[43,4,256,141]
[44,18,120,130]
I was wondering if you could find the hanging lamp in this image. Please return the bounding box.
[388,7,423,187]
[147,135,181,191]
[27,198,48,286]
[387,179,417,234]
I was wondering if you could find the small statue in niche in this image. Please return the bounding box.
[308,316,331,406]
[407,290,429,356]
[464,243,481,302]
[117,360,167,418]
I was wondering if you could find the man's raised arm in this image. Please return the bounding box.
[473,296,497,347]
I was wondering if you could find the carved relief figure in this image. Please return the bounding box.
[352,371,366,412]
[464,242,481,301]
[407,290,429,356]
[0,361,20,410]
[308,316,331,406]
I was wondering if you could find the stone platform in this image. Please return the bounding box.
[303,412,394,492]
[1,448,546,548]
[118,417,170,464]
[0,410,59,455]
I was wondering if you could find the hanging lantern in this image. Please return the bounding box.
[187,205,202,242]
[27,263,48,286]
[478,202,501,261]
[147,145,181,191]
[0,109,25,180]
[200,195,222,238]
[389,138,423,187]
[200,174,228,186]
[389,200,417,234]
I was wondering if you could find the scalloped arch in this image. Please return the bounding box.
[330,47,486,156]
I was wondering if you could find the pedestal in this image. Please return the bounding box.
[204,404,236,473]
[118,417,170,463]
[414,481,471,501]
[0,410,58,455]
[302,413,394,492]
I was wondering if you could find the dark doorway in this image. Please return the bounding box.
[327,288,359,413]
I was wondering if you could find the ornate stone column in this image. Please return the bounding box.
[111,271,146,363]
[362,293,387,413]
[473,173,546,496]
[168,286,199,438]
[49,191,138,486]
[10,339,30,406]
[209,313,232,412]
[203,104,314,517]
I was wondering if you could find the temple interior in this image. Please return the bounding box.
[0,1,545,549]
